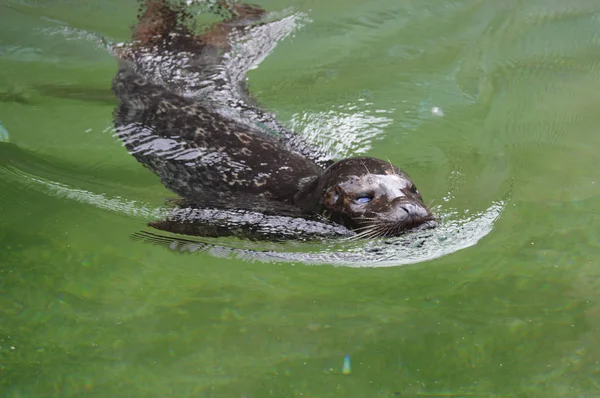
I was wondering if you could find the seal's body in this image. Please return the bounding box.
[113,70,321,203]
[113,0,434,240]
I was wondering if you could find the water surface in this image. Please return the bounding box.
[1,0,599,396]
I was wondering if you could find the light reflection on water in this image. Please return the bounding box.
[289,102,394,158]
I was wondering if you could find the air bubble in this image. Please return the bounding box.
[431,106,444,117]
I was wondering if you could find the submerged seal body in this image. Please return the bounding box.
[113,0,434,240]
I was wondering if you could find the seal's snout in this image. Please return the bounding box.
[384,197,435,234]
[396,201,430,220]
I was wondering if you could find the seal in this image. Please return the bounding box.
[113,0,434,240]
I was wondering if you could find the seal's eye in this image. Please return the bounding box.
[409,184,419,194]
[355,195,373,204]
[331,190,339,203]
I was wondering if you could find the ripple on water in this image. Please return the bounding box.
[0,159,507,267]
[130,200,506,267]
[289,101,394,158]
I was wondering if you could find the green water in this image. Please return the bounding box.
[1,0,600,396]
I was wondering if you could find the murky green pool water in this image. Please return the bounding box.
[1,0,600,396]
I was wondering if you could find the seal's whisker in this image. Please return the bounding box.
[354,216,382,222]
[353,224,377,232]
[354,227,372,235]
[373,226,386,238]
[350,222,387,240]
[374,227,387,238]
[386,157,396,175]
[382,224,397,237]
[360,229,376,240]
[383,224,396,237]
[358,159,371,176]
[391,224,404,236]
[369,224,386,238]
[363,227,381,238]
[346,225,371,239]
[347,229,373,241]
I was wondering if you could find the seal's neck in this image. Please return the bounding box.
[291,175,324,213]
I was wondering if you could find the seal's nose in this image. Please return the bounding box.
[382,198,436,234]
[397,201,430,219]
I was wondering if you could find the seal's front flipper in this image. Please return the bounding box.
[148,207,353,241]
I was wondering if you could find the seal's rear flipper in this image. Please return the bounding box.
[123,0,267,59]
[116,0,271,103]
[117,0,334,168]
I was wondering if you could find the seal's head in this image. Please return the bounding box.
[294,157,435,237]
